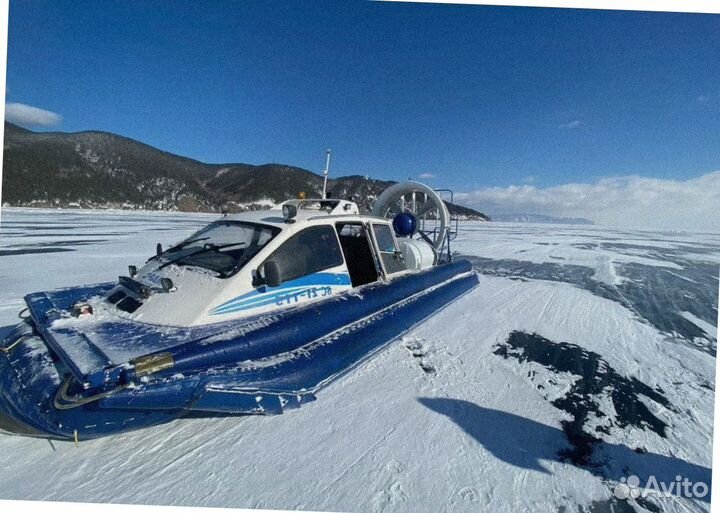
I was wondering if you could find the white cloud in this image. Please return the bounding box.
[455,171,720,231]
[5,102,62,126]
[418,172,436,179]
[559,120,581,129]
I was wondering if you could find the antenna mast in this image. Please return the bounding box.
[321,149,331,199]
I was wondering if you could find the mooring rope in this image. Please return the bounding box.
[0,334,32,354]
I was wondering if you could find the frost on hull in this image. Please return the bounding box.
[0,261,478,439]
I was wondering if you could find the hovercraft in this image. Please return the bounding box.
[0,182,478,439]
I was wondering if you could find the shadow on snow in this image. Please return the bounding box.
[418,398,711,504]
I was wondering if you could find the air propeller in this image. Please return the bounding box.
[372,181,450,252]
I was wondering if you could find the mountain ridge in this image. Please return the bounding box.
[1,122,489,220]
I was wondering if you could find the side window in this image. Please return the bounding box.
[265,225,344,282]
[372,224,406,274]
[338,224,364,237]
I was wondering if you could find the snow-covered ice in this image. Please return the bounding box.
[0,209,717,513]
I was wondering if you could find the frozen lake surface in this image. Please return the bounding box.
[0,208,717,513]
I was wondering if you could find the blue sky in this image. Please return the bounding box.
[5,1,720,217]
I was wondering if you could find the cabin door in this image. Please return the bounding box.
[335,222,381,287]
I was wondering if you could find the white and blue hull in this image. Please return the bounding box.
[0,261,478,439]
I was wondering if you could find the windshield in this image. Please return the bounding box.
[160,220,281,277]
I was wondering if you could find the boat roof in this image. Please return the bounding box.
[222,199,389,228]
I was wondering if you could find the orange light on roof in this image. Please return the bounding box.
[297,191,306,199]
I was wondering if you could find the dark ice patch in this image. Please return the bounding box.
[3,239,107,248]
[634,496,662,513]
[598,241,720,259]
[462,255,718,355]
[0,239,108,257]
[6,232,125,238]
[0,248,75,256]
[494,331,674,466]
[0,224,82,230]
[615,261,717,353]
[571,243,599,250]
[463,255,596,283]
[581,497,640,513]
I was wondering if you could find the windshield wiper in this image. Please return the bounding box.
[157,242,246,272]
[166,236,212,253]
[200,242,246,251]
[147,236,212,263]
